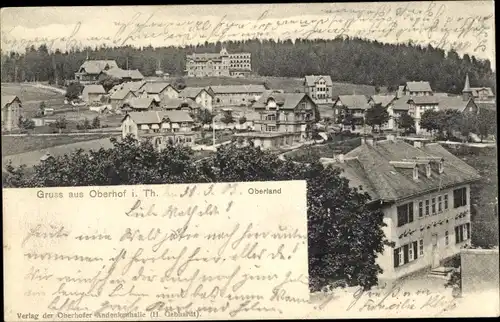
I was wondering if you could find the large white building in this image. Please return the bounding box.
[322,137,481,281]
[185,47,252,78]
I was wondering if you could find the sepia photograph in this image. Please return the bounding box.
[2,2,499,320]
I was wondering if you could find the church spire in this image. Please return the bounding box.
[463,73,472,92]
[462,73,473,101]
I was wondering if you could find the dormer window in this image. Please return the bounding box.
[438,161,444,174]
[426,164,431,178]
[413,167,419,180]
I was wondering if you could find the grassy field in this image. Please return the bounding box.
[1,135,115,156]
[2,83,69,118]
[163,76,386,96]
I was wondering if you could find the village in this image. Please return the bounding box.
[1,45,498,295]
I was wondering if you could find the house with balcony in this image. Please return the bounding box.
[402,81,434,96]
[332,95,370,133]
[368,95,397,130]
[74,60,119,84]
[1,95,22,132]
[121,110,196,149]
[321,137,481,281]
[178,87,214,111]
[304,75,334,104]
[136,82,179,107]
[211,85,267,107]
[234,92,316,149]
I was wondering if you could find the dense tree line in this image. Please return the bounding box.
[3,137,389,291]
[1,37,495,94]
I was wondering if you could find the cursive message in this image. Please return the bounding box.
[3,181,311,320]
[0,2,495,61]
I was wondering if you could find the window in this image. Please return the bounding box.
[425,200,430,216]
[445,231,449,245]
[453,187,467,208]
[431,197,436,215]
[444,195,449,210]
[455,223,471,243]
[418,201,424,218]
[397,202,414,227]
[438,196,442,212]
[419,239,424,256]
[393,241,418,268]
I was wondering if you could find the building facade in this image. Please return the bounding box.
[304,75,334,104]
[136,82,179,107]
[178,87,214,111]
[1,95,22,132]
[234,92,316,149]
[333,95,370,133]
[82,84,106,103]
[403,81,434,96]
[122,111,196,149]
[74,60,119,84]
[321,138,481,281]
[185,47,251,78]
[368,95,397,130]
[212,85,267,107]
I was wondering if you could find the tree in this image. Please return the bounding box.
[4,137,388,291]
[54,117,67,133]
[419,109,442,134]
[365,103,390,132]
[173,77,186,90]
[475,109,497,142]
[197,108,213,125]
[238,116,247,125]
[99,75,122,92]
[18,116,35,131]
[65,82,84,101]
[38,101,46,116]
[221,113,235,125]
[92,116,101,129]
[397,112,415,134]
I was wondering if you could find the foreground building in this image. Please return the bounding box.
[1,95,22,132]
[321,137,481,281]
[185,47,252,78]
[121,110,196,149]
[234,92,316,149]
[304,75,334,104]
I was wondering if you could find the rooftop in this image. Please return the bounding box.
[83,84,106,94]
[139,82,177,94]
[253,92,312,110]
[1,95,20,109]
[336,95,370,110]
[77,60,119,74]
[124,110,193,124]
[179,87,213,99]
[304,75,333,86]
[323,139,481,202]
[405,81,433,93]
[370,95,396,107]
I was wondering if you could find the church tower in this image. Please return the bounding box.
[462,73,473,101]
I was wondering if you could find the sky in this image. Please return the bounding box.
[0,2,496,70]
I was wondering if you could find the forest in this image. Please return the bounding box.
[1,37,496,94]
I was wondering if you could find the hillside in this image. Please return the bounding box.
[1,37,495,95]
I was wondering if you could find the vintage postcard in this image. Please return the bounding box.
[2,2,499,320]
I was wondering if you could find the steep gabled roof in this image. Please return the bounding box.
[163,98,200,110]
[253,92,313,110]
[127,97,155,110]
[125,110,193,124]
[405,81,433,93]
[110,88,135,100]
[83,84,106,94]
[471,87,495,97]
[78,60,119,74]
[179,87,214,99]
[325,140,481,202]
[305,75,333,86]
[140,82,177,94]
[408,96,439,105]
[336,95,370,110]
[1,95,21,109]
[369,95,396,107]
[435,96,475,112]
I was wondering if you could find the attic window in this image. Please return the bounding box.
[413,167,419,180]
